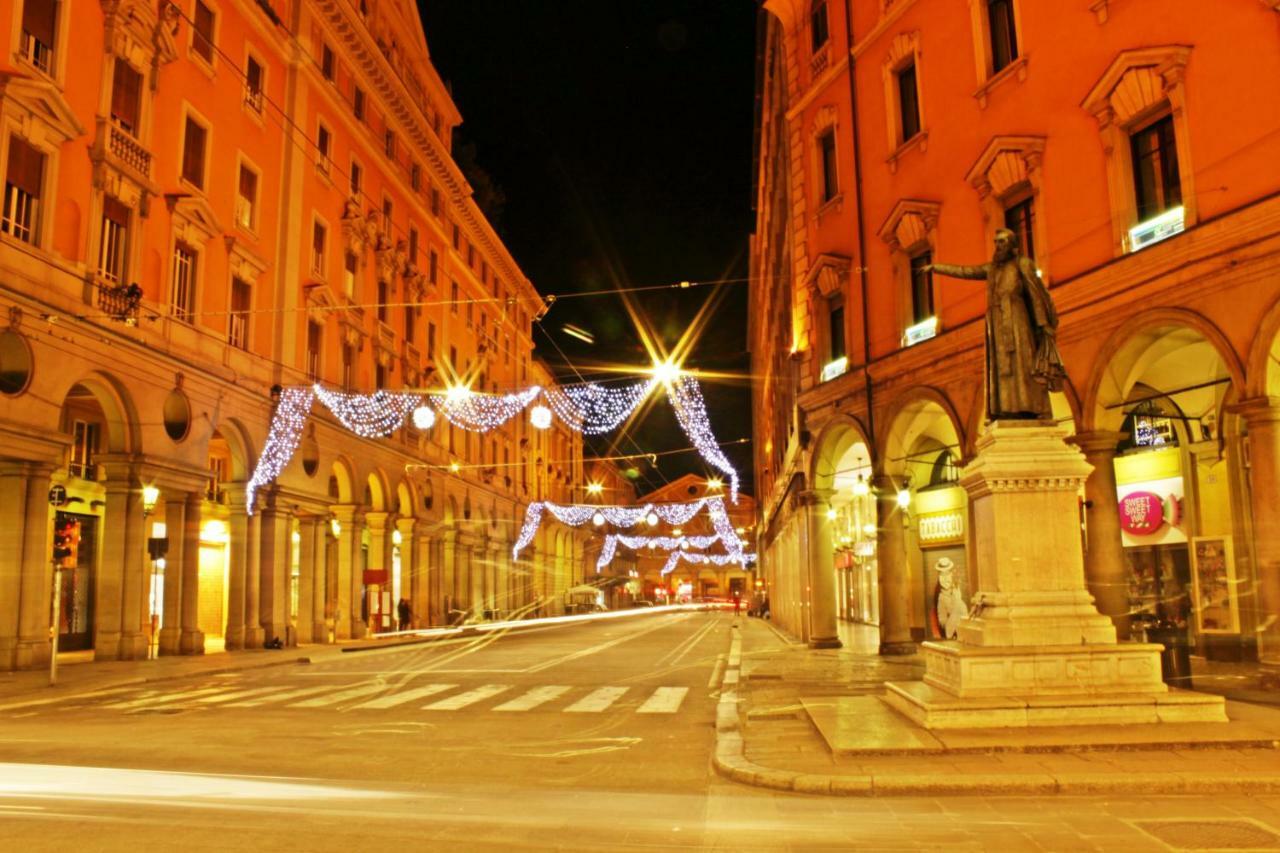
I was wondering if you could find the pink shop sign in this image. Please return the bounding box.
[1119,490,1168,535]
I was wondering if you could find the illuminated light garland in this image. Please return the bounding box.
[246,387,316,514]
[314,386,421,438]
[668,376,739,502]
[543,379,658,435]
[661,550,757,576]
[529,404,552,430]
[596,533,722,571]
[512,497,743,562]
[429,385,542,433]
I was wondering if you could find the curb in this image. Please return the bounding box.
[710,624,1280,797]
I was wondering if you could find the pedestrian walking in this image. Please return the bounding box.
[397,597,412,631]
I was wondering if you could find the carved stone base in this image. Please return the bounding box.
[918,639,1167,697]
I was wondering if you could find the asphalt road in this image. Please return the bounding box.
[4,611,1280,851]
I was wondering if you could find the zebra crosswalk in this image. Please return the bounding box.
[60,680,695,717]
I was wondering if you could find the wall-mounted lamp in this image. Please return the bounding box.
[896,489,912,510]
[392,529,403,546]
[330,517,342,538]
[142,485,160,515]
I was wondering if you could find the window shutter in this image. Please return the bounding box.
[6,138,45,197]
[238,165,257,203]
[22,0,57,47]
[182,119,206,187]
[111,59,142,131]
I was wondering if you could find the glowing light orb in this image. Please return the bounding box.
[592,512,605,527]
[646,512,659,527]
[445,385,471,405]
[651,359,681,385]
[530,404,552,430]
[412,405,436,430]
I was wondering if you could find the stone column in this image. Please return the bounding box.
[874,475,916,655]
[471,543,486,615]
[179,491,204,655]
[296,516,317,643]
[15,464,54,669]
[243,508,264,648]
[312,517,328,642]
[158,496,186,656]
[331,505,356,639]
[412,530,431,628]
[0,464,29,669]
[1234,397,1280,662]
[1070,431,1131,639]
[224,490,249,650]
[351,512,367,638]
[104,475,147,660]
[395,517,416,627]
[258,504,291,646]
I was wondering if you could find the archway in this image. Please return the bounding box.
[1087,316,1249,658]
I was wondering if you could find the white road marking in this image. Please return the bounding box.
[493,685,570,712]
[564,687,628,713]
[195,686,288,705]
[222,684,337,707]
[103,687,225,710]
[347,684,457,710]
[423,684,510,710]
[290,683,392,708]
[636,686,689,714]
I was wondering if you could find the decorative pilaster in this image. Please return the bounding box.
[1231,397,1280,662]
[179,491,204,655]
[296,516,317,643]
[158,496,186,656]
[800,489,840,648]
[224,489,249,650]
[15,464,54,669]
[1069,431,1131,639]
[874,474,916,655]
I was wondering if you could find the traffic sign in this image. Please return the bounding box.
[48,485,67,507]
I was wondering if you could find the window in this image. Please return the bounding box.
[467,242,475,268]
[375,362,386,389]
[384,130,396,159]
[349,159,362,196]
[192,0,215,65]
[404,305,415,344]
[897,63,921,142]
[811,0,829,52]
[110,59,142,136]
[408,226,419,265]
[466,299,473,328]
[377,280,388,323]
[818,130,838,203]
[316,123,331,174]
[320,43,334,81]
[411,162,421,192]
[244,54,264,112]
[909,251,934,324]
[987,0,1018,74]
[353,87,365,121]
[236,162,258,231]
[1003,197,1035,263]
[3,138,44,244]
[341,343,355,389]
[451,221,460,250]
[382,196,392,227]
[1131,114,1181,222]
[311,219,327,278]
[343,250,357,296]
[306,321,322,380]
[430,186,441,217]
[98,196,129,284]
[450,281,459,314]
[171,241,197,320]
[181,116,208,189]
[229,277,251,349]
[70,420,99,480]
[429,249,438,284]
[828,297,846,362]
[427,322,436,357]
[20,0,58,73]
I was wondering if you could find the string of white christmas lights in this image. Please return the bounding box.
[429,385,542,432]
[668,376,740,502]
[246,387,316,514]
[595,532,723,571]
[314,386,422,438]
[512,497,743,562]
[661,550,758,576]
[543,380,658,434]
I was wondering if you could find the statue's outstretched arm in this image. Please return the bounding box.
[927,262,988,280]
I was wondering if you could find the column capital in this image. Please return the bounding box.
[395,516,417,533]
[1067,430,1127,456]
[1229,395,1280,426]
[797,488,835,507]
[364,510,390,530]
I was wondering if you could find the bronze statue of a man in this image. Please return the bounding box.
[925,229,1066,420]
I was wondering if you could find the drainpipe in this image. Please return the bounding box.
[844,0,875,452]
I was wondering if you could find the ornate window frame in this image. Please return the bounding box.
[804,253,851,378]
[811,105,842,215]
[880,31,926,172]
[1080,45,1195,255]
[963,135,1048,276]
[967,0,1028,108]
[877,199,941,343]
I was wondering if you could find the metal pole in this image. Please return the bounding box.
[49,564,61,686]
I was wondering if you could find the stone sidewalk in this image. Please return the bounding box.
[714,617,1280,796]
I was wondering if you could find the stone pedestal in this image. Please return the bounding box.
[885,421,1225,728]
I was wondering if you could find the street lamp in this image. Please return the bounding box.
[142,485,160,515]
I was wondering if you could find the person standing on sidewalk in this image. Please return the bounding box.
[397,597,412,631]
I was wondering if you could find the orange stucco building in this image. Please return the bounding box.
[750,0,1280,664]
[0,0,593,670]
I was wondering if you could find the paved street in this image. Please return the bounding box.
[3,611,1280,851]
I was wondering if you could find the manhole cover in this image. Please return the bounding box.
[1136,820,1280,850]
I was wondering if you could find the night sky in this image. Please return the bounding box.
[418,1,758,497]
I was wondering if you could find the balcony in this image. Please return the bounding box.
[108,124,151,177]
[95,280,142,325]
[20,31,52,75]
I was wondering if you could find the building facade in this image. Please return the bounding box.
[0,0,591,670]
[750,0,1280,661]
